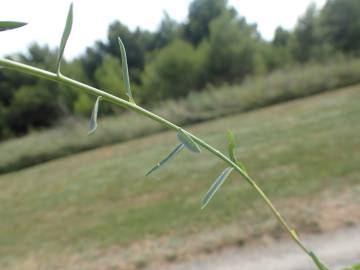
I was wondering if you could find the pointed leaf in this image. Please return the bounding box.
[146,144,184,175]
[309,251,330,270]
[177,130,201,153]
[227,130,237,163]
[88,96,102,135]
[227,130,247,172]
[56,3,73,73]
[201,167,233,209]
[0,21,27,32]
[118,37,134,103]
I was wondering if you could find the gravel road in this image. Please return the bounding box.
[157,226,360,270]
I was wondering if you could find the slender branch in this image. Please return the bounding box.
[0,57,311,256]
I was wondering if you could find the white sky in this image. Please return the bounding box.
[0,0,326,60]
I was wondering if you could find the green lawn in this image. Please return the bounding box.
[1,86,359,269]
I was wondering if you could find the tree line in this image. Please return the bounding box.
[1,0,359,140]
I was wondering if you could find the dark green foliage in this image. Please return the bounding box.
[273,27,291,47]
[184,0,229,45]
[1,45,62,135]
[93,54,124,100]
[81,45,104,83]
[0,103,10,139]
[152,12,181,49]
[204,11,265,83]
[141,40,204,102]
[100,21,152,83]
[6,84,62,135]
[290,4,324,62]
[321,0,360,54]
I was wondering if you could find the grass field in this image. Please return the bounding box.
[0,86,359,269]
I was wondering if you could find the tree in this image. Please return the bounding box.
[273,27,290,47]
[20,43,58,70]
[0,102,10,139]
[141,40,203,103]
[205,11,265,83]
[101,21,155,83]
[59,59,91,114]
[268,27,293,68]
[152,12,181,49]
[184,0,230,45]
[321,0,360,54]
[6,83,62,135]
[81,43,104,84]
[289,3,331,62]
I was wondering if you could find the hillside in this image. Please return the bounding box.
[2,58,360,175]
[1,86,359,270]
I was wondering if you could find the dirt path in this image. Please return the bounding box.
[154,225,360,270]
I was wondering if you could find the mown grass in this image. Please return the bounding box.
[0,86,359,269]
[2,58,360,174]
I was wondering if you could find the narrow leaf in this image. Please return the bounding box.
[177,130,201,153]
[118,37,134,103]
[88,96,102,135]
[309,251,330,270]
[201,167,233,209]
[146,144,184,175]
[227,130,247,172]
[227,130,237,163]
[0,21,27,32]
[56,3,73,73]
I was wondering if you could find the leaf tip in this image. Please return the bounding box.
[56,2,74,73]
[0,21,28,32]
[201,167,233,209]
[117,36,135,103]
[88,96,102,135]
[145,165,158,176]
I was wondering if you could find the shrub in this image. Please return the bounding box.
[141,40,203,103]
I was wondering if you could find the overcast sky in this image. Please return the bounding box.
[0,0,326,59]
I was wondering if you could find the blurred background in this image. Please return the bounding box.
[0,0,359,269]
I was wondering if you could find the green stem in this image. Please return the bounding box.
[0,57,311,257]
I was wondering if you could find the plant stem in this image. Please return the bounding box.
[0,57,311,256]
